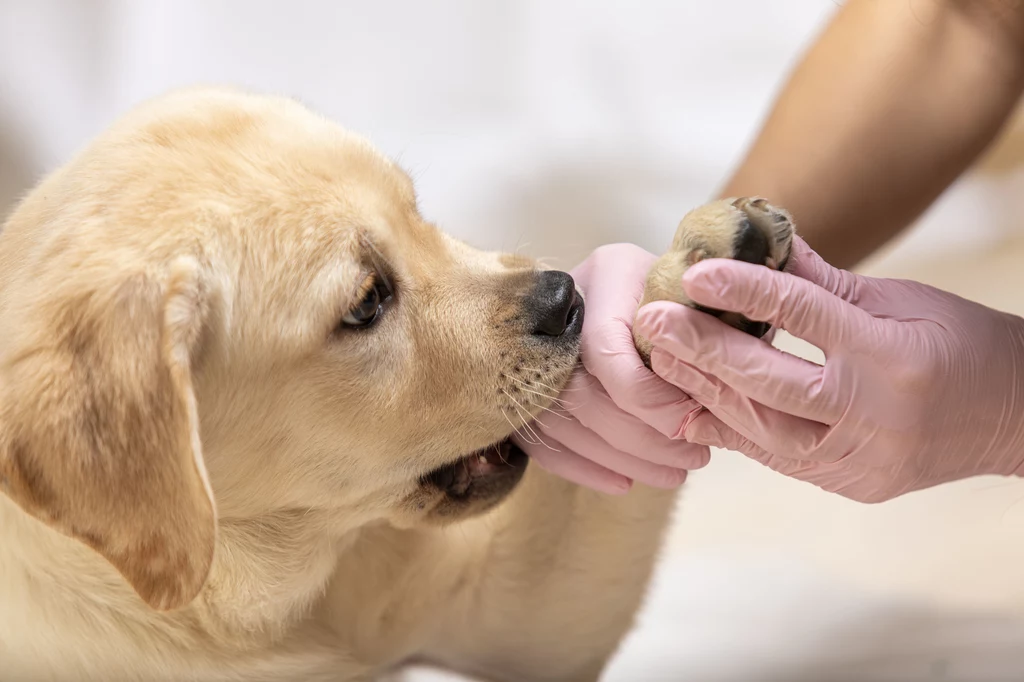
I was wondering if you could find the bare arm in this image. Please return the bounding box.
[719,0,1024,269]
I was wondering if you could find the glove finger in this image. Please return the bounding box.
[534,413,690,489]
[685,410,818,477]
[636,302,843,426]
[580,318,699,440]
[574,247,699,439]
[786,238,858,300]
[571,243,657,318]
[514,433,633,495]
[651,350,838,463]
[551,370,709,469]
[686,409,892,502]
[681,258,880,353]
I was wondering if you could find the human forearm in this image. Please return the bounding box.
[719,0,1024,269]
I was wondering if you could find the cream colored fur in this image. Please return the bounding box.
[0,88,680,682]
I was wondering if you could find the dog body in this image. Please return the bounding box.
[0,89,678,682]
[0,469,675,681]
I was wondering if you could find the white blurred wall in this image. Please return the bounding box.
[0,0,829,265]
[4,1,1021,267]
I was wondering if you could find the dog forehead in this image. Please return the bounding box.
[119,88,418,218]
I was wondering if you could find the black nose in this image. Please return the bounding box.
[529,271,583,337]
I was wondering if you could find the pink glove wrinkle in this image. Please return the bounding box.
[517,244,710,495]
[635,237,1024,503]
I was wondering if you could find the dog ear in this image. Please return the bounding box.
[0,257,216,611]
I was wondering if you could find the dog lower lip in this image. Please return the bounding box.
[422,439,527,497]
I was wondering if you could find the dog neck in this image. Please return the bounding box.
[197,509,345,643]
[0,496,343,654]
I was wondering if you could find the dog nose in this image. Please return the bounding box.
[529,271,583,337]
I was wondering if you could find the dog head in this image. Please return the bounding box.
[0,88,582,611]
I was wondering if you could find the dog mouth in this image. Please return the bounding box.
[421,438,528,499]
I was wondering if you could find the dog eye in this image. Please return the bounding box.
[341,275,392,328]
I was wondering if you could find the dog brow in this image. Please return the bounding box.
[357,232,397,294]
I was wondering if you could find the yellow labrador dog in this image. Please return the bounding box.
[0,88,791,681]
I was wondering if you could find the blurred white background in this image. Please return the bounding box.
[4,1,1024,679]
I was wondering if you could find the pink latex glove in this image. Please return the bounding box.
[634,238,1024,503]
[517,244,710,494]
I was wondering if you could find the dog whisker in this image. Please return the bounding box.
[514,380,571,399]
[529,401,571,421]
[503,375,572,410]
[541,395,584,413]
[518,413,543,446]
[502,388,535,421]
[532,401,573,417]
[505,384,583,415]
[513,370,570,394]
[527,425,563,454]
[501,407,539,445]
[503,374,569,401]
[505,371,590,412]
[492,443,509,466]
[503,390,544,445]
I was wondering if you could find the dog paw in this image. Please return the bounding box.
[633,197,795,366]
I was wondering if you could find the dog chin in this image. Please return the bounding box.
[418,439,529,522]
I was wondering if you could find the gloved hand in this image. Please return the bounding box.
[635,238,1024,503]
[517,244,710,494]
